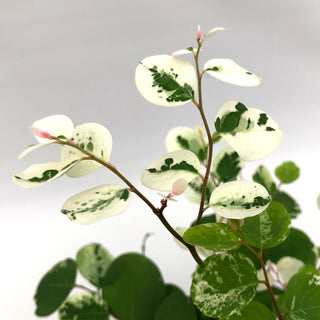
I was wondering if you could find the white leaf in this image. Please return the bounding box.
[12,157,81,188]
[171,48,200,56]
[61,184,131,225]
[204,59,261,86]
[61,123,112,177]
[135,55,197,107]
[18,141,56,159]
[276,257,304,284]
[141,150,200,191]
[209,180,270,219]
[202,27,225,41]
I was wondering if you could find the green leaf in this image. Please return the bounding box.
[285,272,320,319]
[102,253,166,320]
[61,184,131,224]
[252,165,276,194]
[264,228,317,266]
[273,191,301,218]
[224,301,274,320]
[61,123,113,177]
[190,214,216,227]
[76,243,113,288]
[275,161,300,184]
[34,258,77,316]
[154,291,197,320]
[299,264,320,276]
[254,288,284,310]
[233,245,260,269]
[212,146,244,182]
[59,292,109,320]
[135,55,196,107]
[183,223,240,251]
[209,180,270,219]
[241,201,291,249]
[184,176,215,205]
[191,252,258,318]
[141,150,200,191]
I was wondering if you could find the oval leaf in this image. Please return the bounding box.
[204,59,261,86]
[184,175,215,205]
[135,55,197,107]
[273,191,301,219]
[34,258,77,316]
[59,292,109,320]
[12,157,81,188]
[183,222,240,251]
[141,150,200,191]
[76,243,113,287]
[241,201,291,249]
[102,253,166,320]
[61,184,131,225]
[225,301,274,320]
[215,101,283,161]
[285,272,320,319]
[191,252,258,318]
[252,165,276,195]
[209,180,270,219]
[275,161,300,184]
[61,123,112,177]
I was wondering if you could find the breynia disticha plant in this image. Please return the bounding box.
[13,25,320,320]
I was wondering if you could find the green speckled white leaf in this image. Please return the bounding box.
[12,157,81,188]
[141,150,200,191]
[204,59,261,86]
[61,123,112,177]
[184,175,215,205]
[209,180,270,219]
[135,55,197,107]
[61,184,131,225]
[216,101,283,161]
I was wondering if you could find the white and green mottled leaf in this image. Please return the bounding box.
[59,292,109,320]
[165,126,207,162]
[141,150,200,191]
[209,180,270,219]
[61,123,112,177]
[191,252,258,318]
[184,175,215,205]
[212,146,244,182]
[171,47,198,56]
[32,115,74,144]
[12,157,81,188]
[61,184,131,225]
[252,165,277,194]
[135,55,197,107]
[202,27,225,42]
[18,141,57,159]
[204,59,261,87]
[215,101,283,161]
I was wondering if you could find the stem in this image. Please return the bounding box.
[74,284,95,293]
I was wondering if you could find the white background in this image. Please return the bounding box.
[1,1,320,319]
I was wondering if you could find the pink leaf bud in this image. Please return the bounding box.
[30,127,54,140]
[197,25,202,41]
[172,178,188,196]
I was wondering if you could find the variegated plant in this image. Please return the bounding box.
[13,26,319,320]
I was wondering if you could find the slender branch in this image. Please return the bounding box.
[74,284,95,293]
[141,232,154,255]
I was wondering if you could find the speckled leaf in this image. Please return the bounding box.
[275,161,300,184]
[191,252,258,318]
[59,292,109,320]
[224,301,274,320]
[61,123,112,177]
[76,243,113,288]
[273,191,301,219]
[61,184,131,225]
[204,59,261,86]
[183,223,240,251]
[264,228,317,266]
[212,146,244,182]
[141,150,200,191]
[34,258,77,316]
[102,253,166,320]
[184,175,215,205]
[285,272,320,320]
[215,101,283,161]
[135,55,197,107]
[165,127,207,162]
[241,201,291,249]
[12,157,81,188]
[209,180,270,219]
[252,165,276,195]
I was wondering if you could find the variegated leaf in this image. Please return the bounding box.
[61,123,112,177]
[12,157,81,188]
[135,55,197,107]
[215,101,283,161]
[61,184,131,225]
[202,27,225,42]
[184,175,215,205]
[171,47,198,56]
[141,150,200,191]
[209,180,270,219]
[204,59,261,87]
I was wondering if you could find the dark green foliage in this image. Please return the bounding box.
[273,191,301,218]
[252,165,276,194]
[213,151,242,182]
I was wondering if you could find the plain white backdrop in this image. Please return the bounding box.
[1,1,320,319]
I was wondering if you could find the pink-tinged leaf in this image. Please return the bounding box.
[172,178,188,195]
[30,127,54,140]
[197,25,202,41]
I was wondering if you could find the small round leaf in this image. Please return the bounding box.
[252,165,276,195]
[275,161,300,184]
[184,175,215,205]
